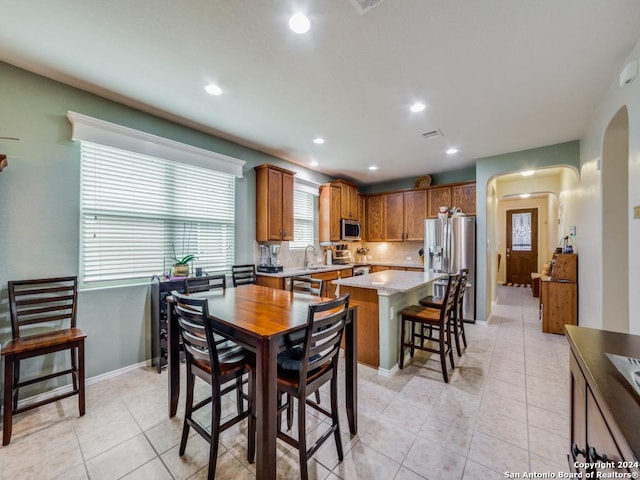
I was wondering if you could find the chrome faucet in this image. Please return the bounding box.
[304,244,317,268]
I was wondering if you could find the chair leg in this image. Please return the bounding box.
[3,355,14,446]
[297,389,308,480]
[208,390,222,480]
[12,360,20,412]
[70,347,78,392]
[314,391,321,404]
[78,342,86,416]
[399,316,406,369]
[459,303,468,348]
[179,368,195,456]
[410,319,416,357]
[451,314,462,357]
[439,325,449,383]
[247,371,256,463]
[330,374,344,461]
[235,375,244,416]
[447,322,455,369]
[287,394,294,430]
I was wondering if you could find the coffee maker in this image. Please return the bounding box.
[257,244,283,273]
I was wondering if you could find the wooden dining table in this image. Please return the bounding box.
[166,284,358,480]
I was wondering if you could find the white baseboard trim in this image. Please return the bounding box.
[377,364,399,377]
[475,319,488,326]
[8,359,152,412]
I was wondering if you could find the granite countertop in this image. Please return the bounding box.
[368,261,425,269]
[333,270,445,293]
[256,264,353,278]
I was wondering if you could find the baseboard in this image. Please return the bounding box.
[377,364,399,377]
[7,359,152,412]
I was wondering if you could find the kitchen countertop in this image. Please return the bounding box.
[368,261,424,269]
[333,270,445,294]
[255,264,353,278]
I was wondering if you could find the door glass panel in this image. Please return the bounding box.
[511,212,532,251]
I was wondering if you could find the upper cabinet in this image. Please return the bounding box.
[382,190,427,241]
[319,179,360,243]
[427,182,476,218]
[366,194,384,242]
[255,164,295,241]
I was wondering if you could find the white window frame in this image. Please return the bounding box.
[290,179,319,250]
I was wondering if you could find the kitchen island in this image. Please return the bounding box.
[333,270,445,373]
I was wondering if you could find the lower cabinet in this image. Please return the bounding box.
[150,277,187,373]
[540,279,577,334]
[567,326,639,476]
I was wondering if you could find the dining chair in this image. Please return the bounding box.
[185,274,227,294]
[399,274,460,382]
[419,268,469,356]
[251,294,350,480]
[172,291,253,480]
[2,276,86,445]
[288,275,323,296]
[285,275,325,427]
[231,264,256,287]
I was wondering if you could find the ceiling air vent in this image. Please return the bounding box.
[350,0,386,15]
[422,129,443,139]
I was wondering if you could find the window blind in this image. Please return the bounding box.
[80,142,235,286]
[290,188,315,249]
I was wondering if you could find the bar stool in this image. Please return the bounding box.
[399,273,461,382]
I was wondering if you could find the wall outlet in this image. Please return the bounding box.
[406,256,412,262]
[367,255,372,260]
[634,206,640,219]
[569,225,576,236]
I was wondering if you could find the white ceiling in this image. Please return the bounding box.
[1,0,639,185]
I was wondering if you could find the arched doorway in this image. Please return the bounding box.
[602,106,629,333]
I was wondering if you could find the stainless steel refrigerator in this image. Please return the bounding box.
[424,215,476,321]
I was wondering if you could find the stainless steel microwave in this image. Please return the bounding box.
[340,218,361,241]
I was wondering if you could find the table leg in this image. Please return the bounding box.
[345,307,358,434]
[167,299,180,417]
[255,338,278,480]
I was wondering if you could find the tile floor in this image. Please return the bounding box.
[0,285,572,479]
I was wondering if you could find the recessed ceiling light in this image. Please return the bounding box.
[410,102,426,113]
[368,166,379,171]
[521,170,535,177]
[446,148,458,155]
[289,13,310,34]
[204,84,222,96]
[520,193,531,198]
[310,160,319,167]
[313,137,325,144]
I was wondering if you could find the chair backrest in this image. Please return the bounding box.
[298,294,350,390]
[289,276,323,297]
[185,274,227,294]
[455,268,469,310]
[440,273,461,323]
[8,276,78,339]
[231,264,256,287]
[171,291,224,378]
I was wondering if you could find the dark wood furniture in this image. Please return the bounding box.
[3,276,86,445]
[255,164,295,241]
[565,326,639,476]
[399,274,460,382]
[150,277,186,372]
[420,268,469,356]
[541,254,578,334]
[232,264,257,287]
[288,276,323,297]
[166,284,359,480]
[270,295,350,480]
[185,274,227,293]
[172,292,252,480]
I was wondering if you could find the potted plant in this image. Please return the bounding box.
[171,244,195,277]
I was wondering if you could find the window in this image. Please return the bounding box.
[80,142,236,286]
[290,188,315,249]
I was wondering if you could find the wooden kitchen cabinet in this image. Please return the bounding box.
[319,183,342,242]
[311,268,352,298]
[319,180,360,243]
[427,186,452,218]
[382,190,427,242]
[566,326,639,476]
[541,254,578,334]
[452,182,476,215]
[255,164,295,241]
[366,194,385,242]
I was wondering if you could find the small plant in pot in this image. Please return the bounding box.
[171,245,195,277]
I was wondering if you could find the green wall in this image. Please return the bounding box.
[0,61,332,393]
[359,166,476,194]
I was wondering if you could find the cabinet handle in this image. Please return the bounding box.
[587,446,608,464]
[571,442,586,460]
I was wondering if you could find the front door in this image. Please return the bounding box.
[506,208,538,284]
